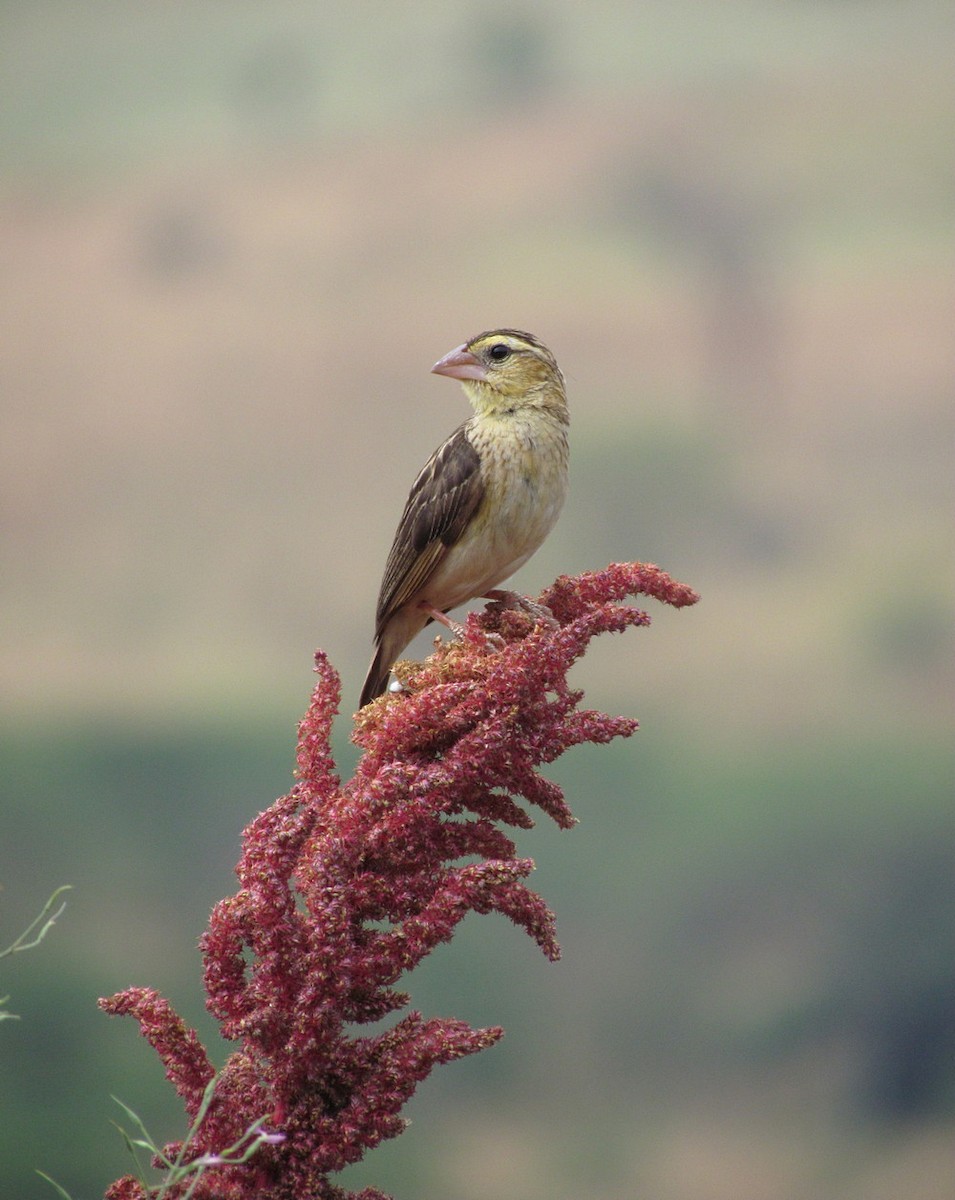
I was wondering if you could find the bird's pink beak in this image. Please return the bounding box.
[431,343,487,382]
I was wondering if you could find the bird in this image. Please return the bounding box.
[359,328,570,708]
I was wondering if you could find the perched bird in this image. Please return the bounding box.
[359,329,570,708]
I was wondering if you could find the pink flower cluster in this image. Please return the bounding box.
[100,562,698,1200]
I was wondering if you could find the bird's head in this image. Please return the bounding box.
[432,329,566,417]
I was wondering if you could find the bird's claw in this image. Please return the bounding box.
[431,622,503,653]
[484,589,559,629]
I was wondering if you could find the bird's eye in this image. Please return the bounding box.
[488,343,511,362]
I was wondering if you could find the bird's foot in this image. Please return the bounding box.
[419,602,466,640]
[420,601,505,654]
[484,589,559,629]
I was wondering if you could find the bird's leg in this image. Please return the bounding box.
[419,602,467,640]
[419,600,506,653]
[483,589,559,628]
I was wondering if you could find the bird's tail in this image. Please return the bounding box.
[359,642,393,709]
[358,608,432,710]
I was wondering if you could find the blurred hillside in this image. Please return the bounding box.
[1,3,953,1200]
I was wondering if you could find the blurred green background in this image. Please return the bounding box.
[2,2,953,1197]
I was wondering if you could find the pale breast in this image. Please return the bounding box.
[424,410,568,611]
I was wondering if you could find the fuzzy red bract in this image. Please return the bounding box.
[100,563,698,1199]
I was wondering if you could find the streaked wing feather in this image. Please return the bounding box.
[375,422,484,633]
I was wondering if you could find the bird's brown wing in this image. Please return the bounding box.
[374,421,484,635]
